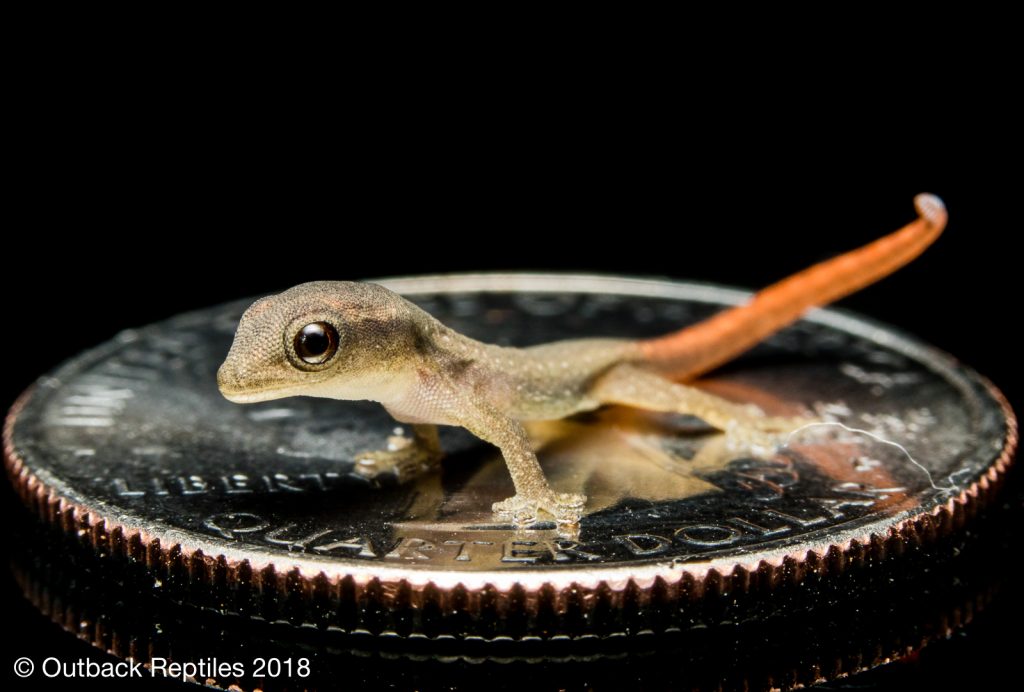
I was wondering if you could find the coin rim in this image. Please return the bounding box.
[4,274,1018,596]
[10,523,997,687]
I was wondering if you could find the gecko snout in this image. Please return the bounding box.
[216,338,287,403]
[217,360,256,403]
[216,359,295,404]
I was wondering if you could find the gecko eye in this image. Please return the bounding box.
[293,322,339,365]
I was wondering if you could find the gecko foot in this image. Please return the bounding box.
[353,440,442,484]
[724,415,817,457]
[492,491,586,525]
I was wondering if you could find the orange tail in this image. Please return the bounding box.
[639,194,947,380]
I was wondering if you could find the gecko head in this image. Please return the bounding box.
[217,281,415,404]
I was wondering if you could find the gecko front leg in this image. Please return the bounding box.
[353,423,443,484]
[455,400,585,525]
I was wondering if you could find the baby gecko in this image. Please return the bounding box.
[218,194,946,524]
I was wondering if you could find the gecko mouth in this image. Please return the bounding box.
[218,382,322,404]
[218,387,282,404]
[216,366,311,404]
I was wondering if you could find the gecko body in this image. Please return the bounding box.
[218,195,947,524]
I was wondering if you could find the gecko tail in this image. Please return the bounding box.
[639,194,947,381]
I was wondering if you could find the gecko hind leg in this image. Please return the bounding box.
[353,423,444,484]
[590,364,814,456]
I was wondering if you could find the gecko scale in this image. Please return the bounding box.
[217,194,947,524]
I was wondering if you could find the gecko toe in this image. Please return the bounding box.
[492,492,586,525]
[724,416,819,456]
[353,447,441,484]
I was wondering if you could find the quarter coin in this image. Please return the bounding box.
[4,274,1016,639]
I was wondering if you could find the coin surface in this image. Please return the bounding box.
[4,274,1016,638]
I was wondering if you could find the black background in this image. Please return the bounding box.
[2,109,1020,691]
